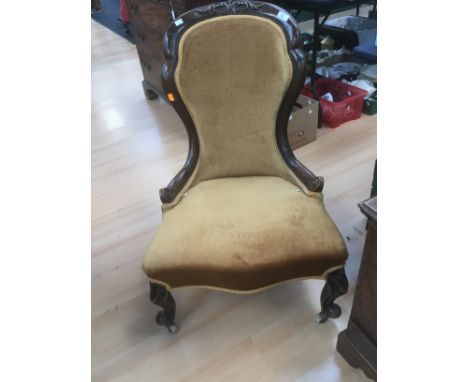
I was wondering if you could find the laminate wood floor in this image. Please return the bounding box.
[92,19,376,382]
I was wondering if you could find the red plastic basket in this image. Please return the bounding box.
[303,78,367,128]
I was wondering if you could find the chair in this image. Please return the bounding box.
[143,0,349,333]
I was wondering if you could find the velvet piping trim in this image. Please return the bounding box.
[147,264,345,294]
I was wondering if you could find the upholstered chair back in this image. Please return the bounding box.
[160,1,324,208]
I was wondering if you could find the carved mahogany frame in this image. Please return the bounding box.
[159,0,324,204]
[317,268,349,323]
[150,282,177,333]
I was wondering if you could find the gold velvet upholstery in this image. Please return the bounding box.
[143,14,348,292]
[144,176,347,291]
[165,15,312,208]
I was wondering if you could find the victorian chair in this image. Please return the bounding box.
[142,0,349,333]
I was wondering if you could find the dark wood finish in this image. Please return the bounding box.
[159,0,324,204]
[337,196,377,380]
[317,267,349,323]
[142,80,158,100]
[337,320,376,379]
[149,282,177,333]
[127,0,213,99]
[91,0,101,11]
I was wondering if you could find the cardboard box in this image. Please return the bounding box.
[288,94,319,150]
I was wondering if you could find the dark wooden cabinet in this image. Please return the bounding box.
[127,0,214,100]
[337,197,377,380]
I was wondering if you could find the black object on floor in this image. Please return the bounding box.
[91,0,135,44]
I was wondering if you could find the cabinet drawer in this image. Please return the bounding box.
[132,22,166,59]
[127,0,174,33]
[138,53,163,89]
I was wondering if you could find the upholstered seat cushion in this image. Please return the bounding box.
[143,176,348,291]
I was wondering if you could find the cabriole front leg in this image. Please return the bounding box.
[149,282,177,333]
[317,268,349,323]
